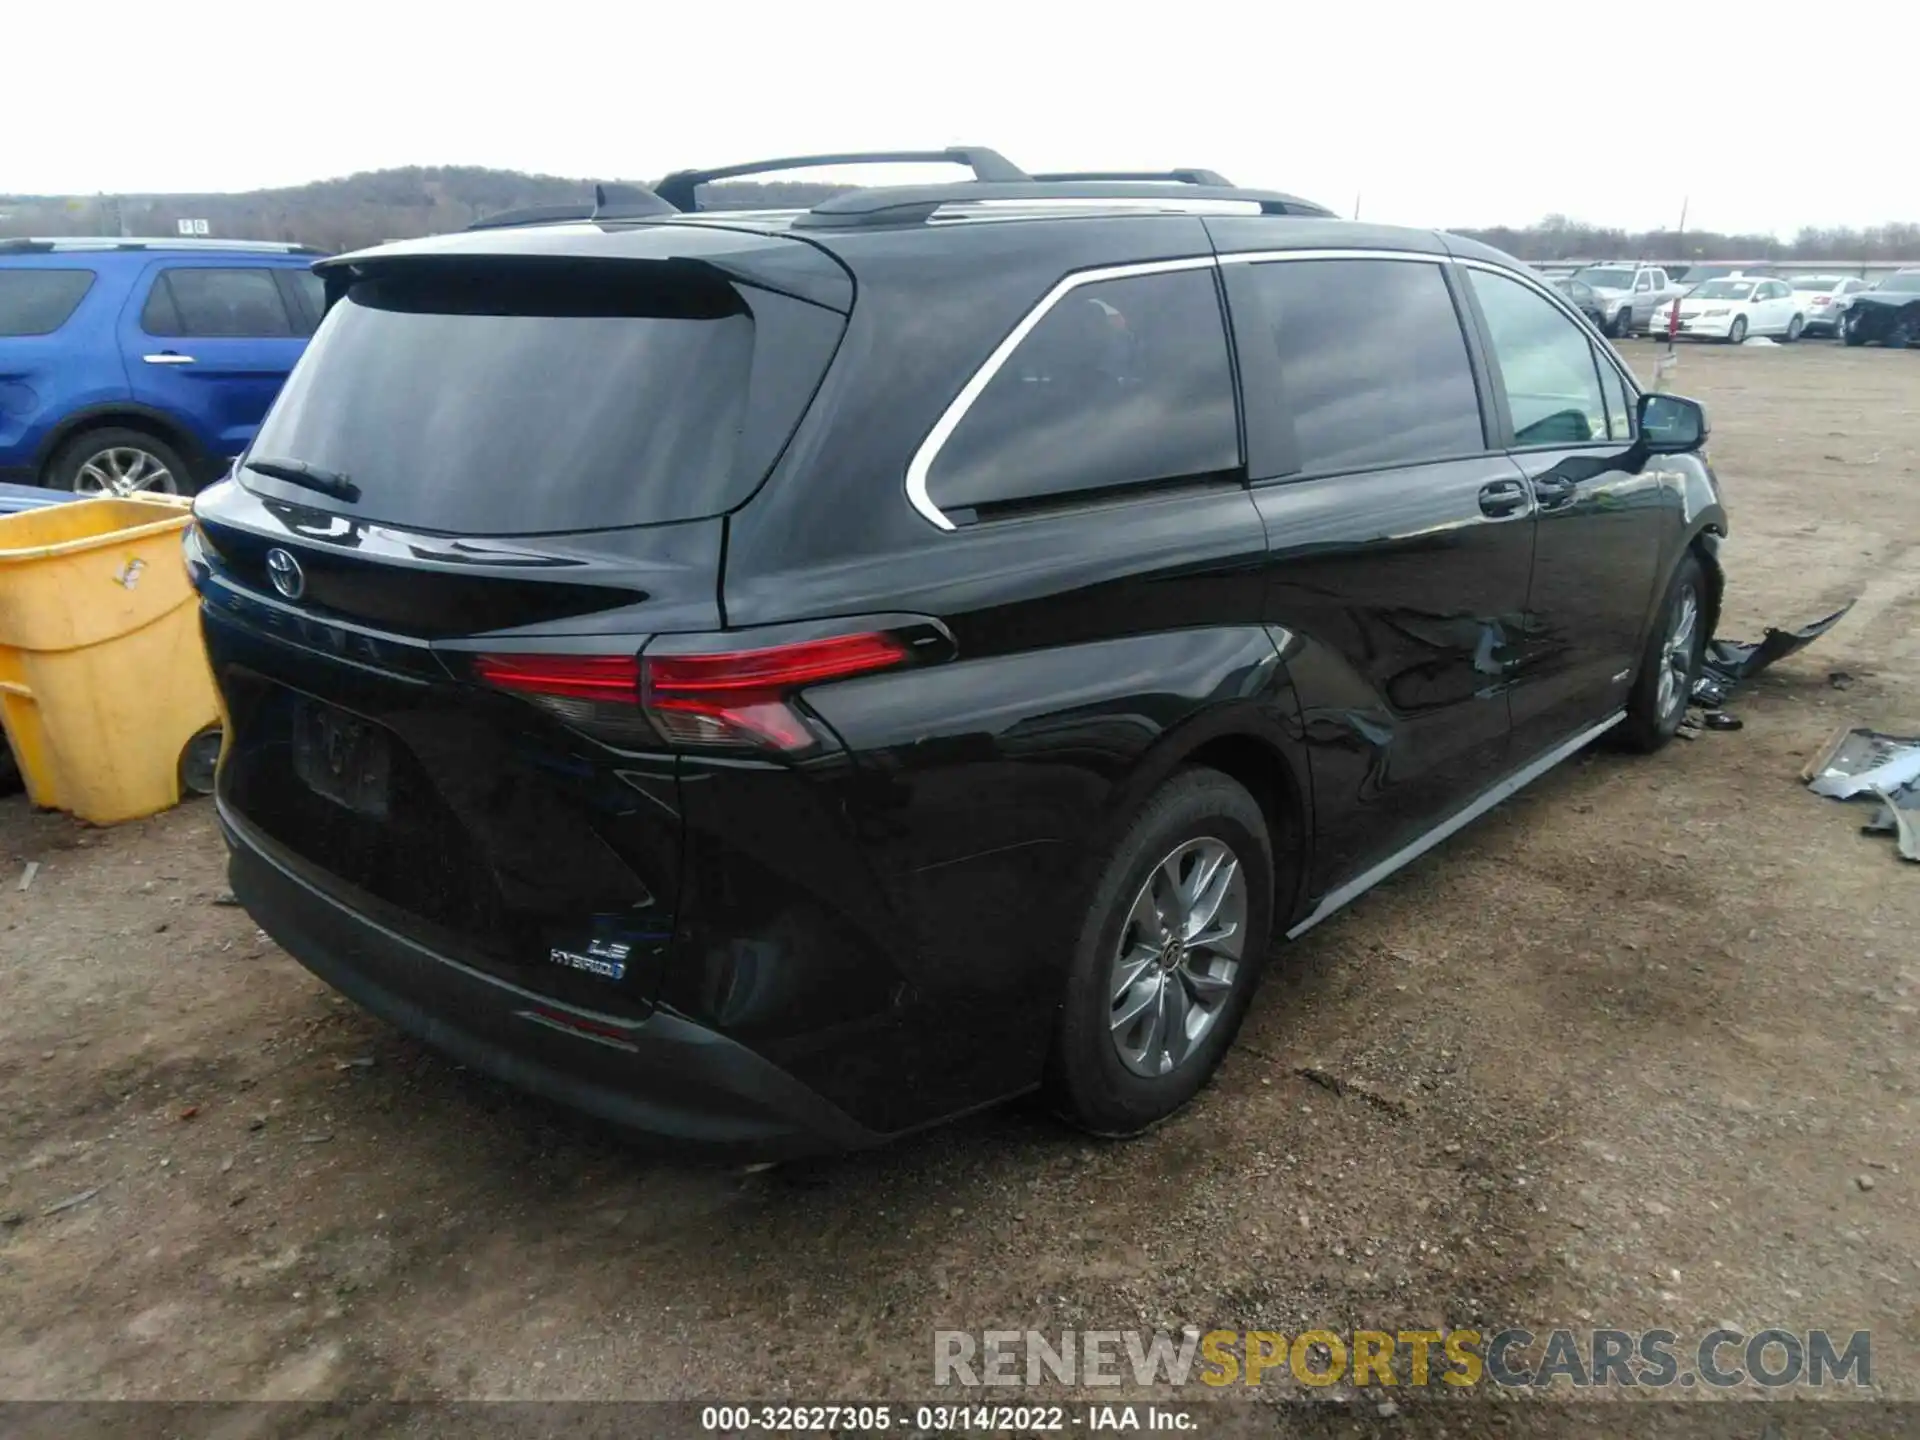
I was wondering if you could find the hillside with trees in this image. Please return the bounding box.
[1449,213,1920,263]
[0,166,847,252]
[5,168,1917,261]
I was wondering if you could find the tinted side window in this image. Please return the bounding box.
[0,269,96,336]
[1600,358,1636,441]
[1468,269,1609,447]
[1240,258,1485,475]
[291,271,327,333]
[926,267,1239,513]
[143,267,295,337]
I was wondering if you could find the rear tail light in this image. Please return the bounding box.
[471,652,654,743]
[643,632,910,751]
[1813,295,1832,306]
[473,631,910,753]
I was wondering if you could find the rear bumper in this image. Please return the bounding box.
[221,800,881,1161]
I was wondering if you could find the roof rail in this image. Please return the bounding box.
[1028,168,1233,187]
[794,181,1333,229]
[0,236,326,255]
[653,147,1028,212]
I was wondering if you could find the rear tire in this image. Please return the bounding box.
[1886,312,1918,349]
[1621,553,1707,753]
[1784,314,1804,342]
[1047,768,1275,1138]
[45,427,191,497]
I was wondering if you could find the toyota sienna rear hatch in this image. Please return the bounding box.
[191,224,850,1016]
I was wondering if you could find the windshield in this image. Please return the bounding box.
[242,259,843,535]
[1574,267,1634,289]
[1693,280,1756,300]
[1791,277,1839,292]
[1880,272,1920,294]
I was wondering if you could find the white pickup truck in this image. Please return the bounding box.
[1569,263,1688,339]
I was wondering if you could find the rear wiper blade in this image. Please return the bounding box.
[243,456,361,503]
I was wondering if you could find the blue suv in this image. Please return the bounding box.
[0,237,326,496]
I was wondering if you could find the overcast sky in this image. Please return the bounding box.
[11,0,1917,235]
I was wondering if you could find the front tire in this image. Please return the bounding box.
[1726,316,1748,345]
[45,427,190,497]
[1048,768,1275,1137]
[1843,313,1867,346]
[1621,554,1707,752]
[1609,307,1632,340]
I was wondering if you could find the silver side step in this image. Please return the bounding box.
[1286,711,1625,940]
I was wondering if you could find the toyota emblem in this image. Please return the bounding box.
[265,547,305,600]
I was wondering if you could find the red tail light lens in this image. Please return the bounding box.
[473,632,910,753]
[471,653,639,701]
[643,632,910,752]
[472,652,652,743]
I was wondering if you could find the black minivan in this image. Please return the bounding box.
[190,150,1726,1158]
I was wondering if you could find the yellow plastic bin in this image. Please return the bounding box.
[0,494,221,825]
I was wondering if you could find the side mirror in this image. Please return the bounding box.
[1639,392,1708,454]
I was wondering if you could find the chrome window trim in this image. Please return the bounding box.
[1216,246,1448,265]
[903,255,1217,531]
[930,198,1265,223]
[902,245,1596,532]
[1454,255,1644,398]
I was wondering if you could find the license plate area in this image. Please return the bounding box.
[290,697,391,818]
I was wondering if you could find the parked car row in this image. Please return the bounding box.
[1838,269,1920,347]
[1554,258,1919,347]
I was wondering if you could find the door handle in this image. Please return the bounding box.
[1477,479,1531,519]
[143,352,196,365]
[1531,475,1578,511]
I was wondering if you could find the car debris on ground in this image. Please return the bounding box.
[1684,600,1855,726]
[1802,724,1920,863]
[1699,601,1856,696]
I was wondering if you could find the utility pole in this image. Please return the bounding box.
[1352,192,1361,222]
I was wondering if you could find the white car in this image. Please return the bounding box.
[1657,276,1807,343]
[1788,274,1871,338]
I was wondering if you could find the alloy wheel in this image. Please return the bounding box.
[73,446,179,497]
[1108,837,1247,1078]
[1656,586,1700,724]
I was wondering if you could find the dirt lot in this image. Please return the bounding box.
[2,342,1917,1417]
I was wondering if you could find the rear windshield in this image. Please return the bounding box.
[1791,276,1839,292]
[1574,268,1633,289]
[242,258,843,534]
[0,268,96,336]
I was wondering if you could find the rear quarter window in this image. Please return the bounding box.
[924,265,1240,516]
[0,269,96,336]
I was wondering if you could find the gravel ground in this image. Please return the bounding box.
[1,341,1916,1424]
